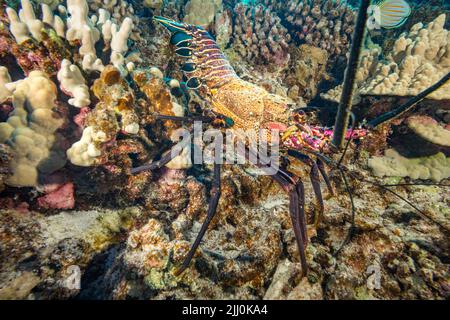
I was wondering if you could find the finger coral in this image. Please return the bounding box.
[87,0,142,41]
[67,65,138,167]
[57,59,91,108]
[231,3,291,72]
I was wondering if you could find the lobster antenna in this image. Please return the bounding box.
[337,112,356,167]
[331,0,371,149]
[382,183,450,188]
[346,171,450,232]
[366,72,450,128]
[333,167,357,256]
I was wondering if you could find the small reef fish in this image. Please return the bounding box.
[367,0,411,30]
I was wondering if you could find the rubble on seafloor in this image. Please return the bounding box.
[0,0,449,300]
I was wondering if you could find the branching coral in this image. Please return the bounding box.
[1,3,71,77]
[231,3,291,71]
[87,0,142,41]
[259,0,356,63]
[32,0,61,10]
[57,59,91,108]
[6,0,65,43]
[0,70,66,187]
[323,14,450,103]
[5,0,136,75]
[64,0,135,74]
[67,65,138,167]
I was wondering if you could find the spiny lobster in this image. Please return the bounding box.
[132,16,450,277]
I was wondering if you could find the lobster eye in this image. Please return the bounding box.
[176,40,192,48]
[171,87,184,98]
[182,62,197,72]
[170,32,192,46]
[186,77,201,89]
[175,48,192,57]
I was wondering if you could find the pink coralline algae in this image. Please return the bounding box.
[37,183,75,210]
[284,125,368,152]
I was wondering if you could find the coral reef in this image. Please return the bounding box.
[57,59,91,108]
[230,3,291,73]
[183,0,222,29]
[259,0,356,63]
[87,0,142,41]
[406,115,450,147]
[67,65,139,166]
[285,44,329,103]
[0,70,66,187]
[323,14,450,103]
[368,149,450,182]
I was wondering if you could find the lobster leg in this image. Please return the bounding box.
[295,178,308,246]
[288,150,325,227]
[272,169,308,276]
[175,163,222,276]
[309,161,325,226]
[131,148,180,174]
[154,114,214,123]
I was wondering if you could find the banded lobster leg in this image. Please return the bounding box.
[288,149,333,227]
[174,148,310,276]
[251,146,309,276]
[175,163,222,276]
[271,167,309,276]
[131,148,182,174]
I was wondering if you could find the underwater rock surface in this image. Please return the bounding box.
[0,0,449,300]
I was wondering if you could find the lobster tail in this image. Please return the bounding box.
[153,16,238,90]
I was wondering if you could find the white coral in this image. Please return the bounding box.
[0,67,13,103]
[323,14,450,103]
[57,59,91,108]
[406,116,450,147]
[0,70,66,187]
[67,126,107,166]
[6,0,65,43]
[369,149,450,182]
